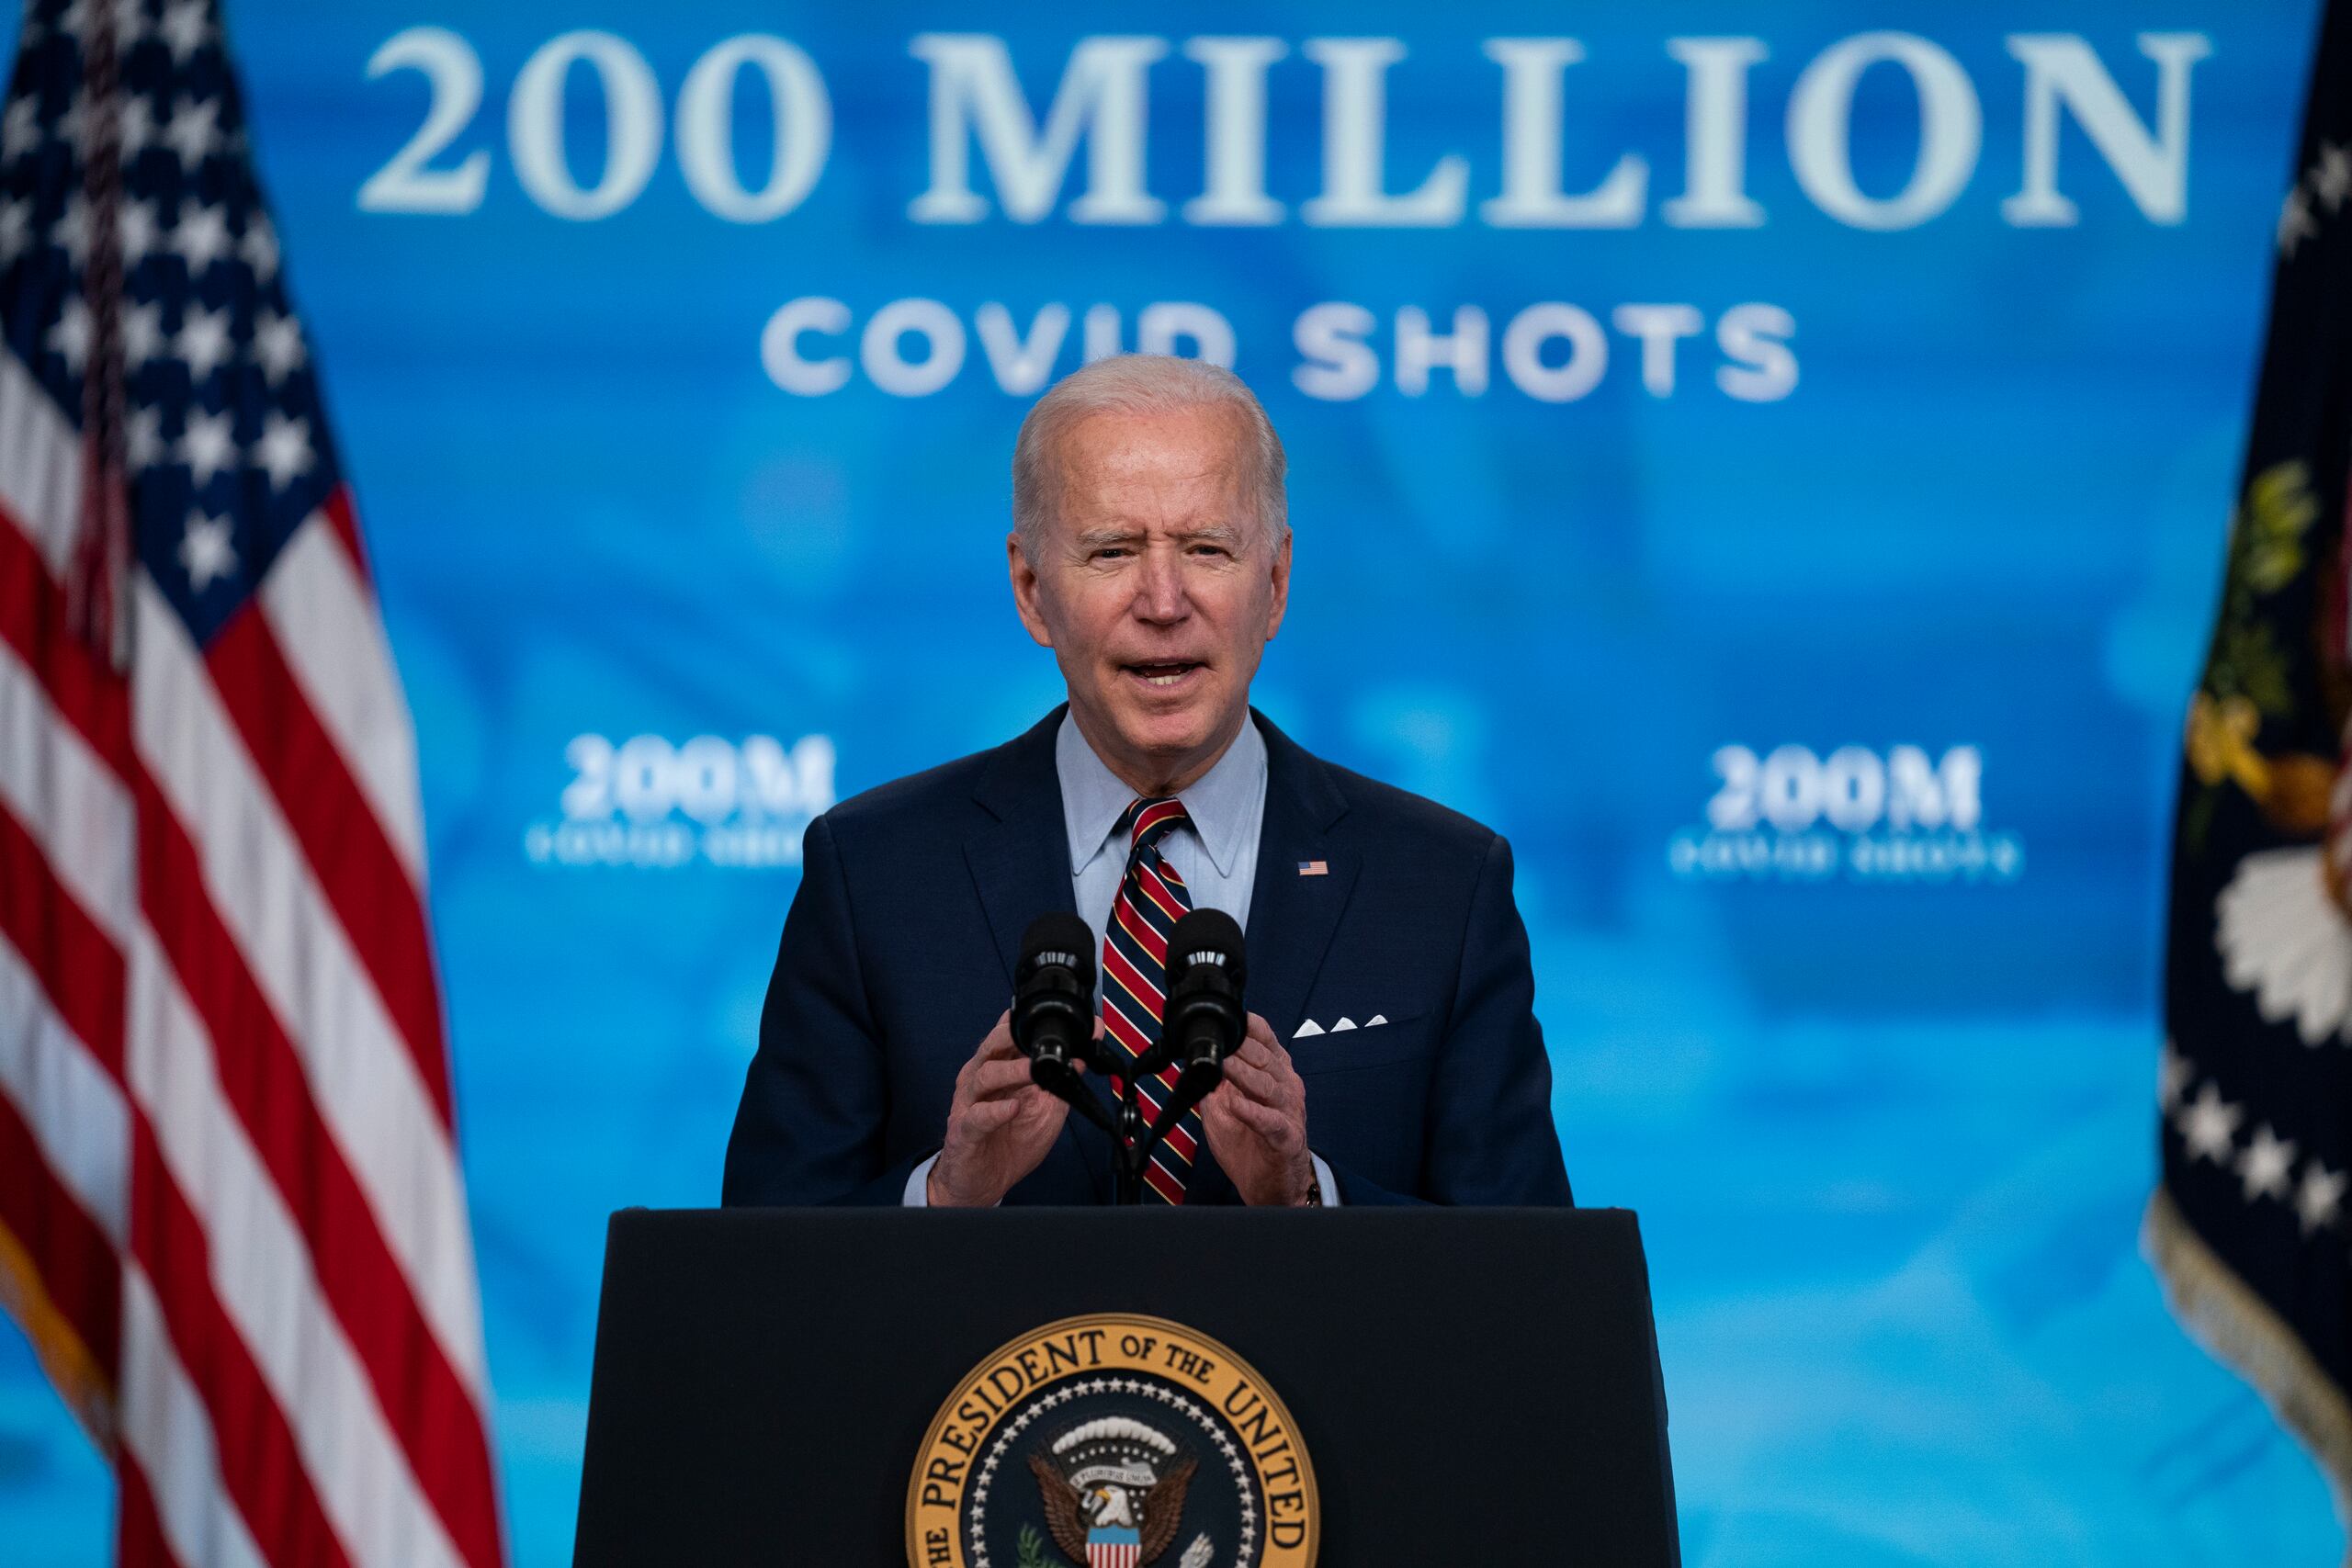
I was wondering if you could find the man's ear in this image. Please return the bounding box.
[1008,532,1055,649]
[1262,527,1292,641]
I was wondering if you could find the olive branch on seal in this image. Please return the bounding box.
[1014,1522,1057,1568]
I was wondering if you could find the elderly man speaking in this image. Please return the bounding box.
[723,355,1571,1208]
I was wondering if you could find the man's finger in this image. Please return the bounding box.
[960,1097,1021,1133]
[1232,1033,1294,1078]
[1229,1033,1273,1069]
[1261,1043,1302,1102]
[1227,1093,1295,1142]
[1240,1032,1303,1093]
[1221,1054,1283,1103]
[1245,1011,1279,1049]
[1269,1052,1305,1102]
[974,1010,1018,1060]
[967,1057,1042,1100]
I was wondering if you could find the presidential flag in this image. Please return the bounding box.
[0,1,504,1565]
[2152,0,2352,1512]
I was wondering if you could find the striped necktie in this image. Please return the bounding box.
[1101,795,1206,1204]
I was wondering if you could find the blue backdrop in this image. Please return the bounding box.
[2,2,2340,1562]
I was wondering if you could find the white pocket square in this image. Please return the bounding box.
[1296,1013,1390,1040]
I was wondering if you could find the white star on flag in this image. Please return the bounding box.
[118,197,159,266]
[121,300,164,368]
[254,411,313,491]
[1,95,39,161]
[119,94,156,161]
[57,91,93,157]
[2298,1162,2347,1235]
[126,403,164,470]
[47,296,90,371]
[2280,186,2319,255]
[2317,142,2352,213]
[176,406,235,485]
[51,193,89,265]
[0,197,29,265]
[176,509,236,590]
[241,213,278,279]
[168,199,230,274]
[2179,1082,2244,1164]
[164,94,219,167]
[2237,1124,2298,1202]
[253,308,305,383]
[160,0,212,62]
[175,302,232,381]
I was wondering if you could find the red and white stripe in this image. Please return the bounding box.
[0,345,504,1567]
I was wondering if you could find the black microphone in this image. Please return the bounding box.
[1012,913,1102,1109]
[1156,908,1248,1102]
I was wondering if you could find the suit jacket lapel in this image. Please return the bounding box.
[963,705,1114,1198]
[1242,710,1357,1047]
[965,706,1078,986]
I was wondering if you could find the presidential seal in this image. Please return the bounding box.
[907,1314,1317,1568]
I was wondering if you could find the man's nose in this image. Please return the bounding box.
[1131,545,1189,624]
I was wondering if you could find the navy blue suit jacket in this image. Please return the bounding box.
[721,707,1572,1207]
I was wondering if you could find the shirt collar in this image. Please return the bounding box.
[1057,708,1266,881]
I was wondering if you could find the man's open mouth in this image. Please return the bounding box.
[1123,660,1204,689]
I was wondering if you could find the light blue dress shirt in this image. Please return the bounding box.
[906,713,1338,1204]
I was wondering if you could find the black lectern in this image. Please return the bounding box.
[574,1208,1678,1567]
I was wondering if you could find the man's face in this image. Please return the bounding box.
[1011,403,1290,795]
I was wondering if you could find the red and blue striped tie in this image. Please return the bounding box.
[1101,795,1205,1204]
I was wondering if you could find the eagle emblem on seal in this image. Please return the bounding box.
[1026,1417,1202,1567]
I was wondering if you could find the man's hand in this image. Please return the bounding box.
[1203,1012,1315,1206]
[929,1011,1083,1207]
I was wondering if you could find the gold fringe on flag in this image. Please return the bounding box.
[2145,1185,2352,1551]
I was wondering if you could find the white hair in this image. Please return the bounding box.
[1012,355,1288,556]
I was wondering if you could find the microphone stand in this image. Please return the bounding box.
[1023,1049,1156,1205]
[1111,1058,1224,1206]
[1026,1032,1230,1206]
[1114,1074,1147,1207]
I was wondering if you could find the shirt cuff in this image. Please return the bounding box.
[904,1152,940,1206]
[1309,1152,1340,1207]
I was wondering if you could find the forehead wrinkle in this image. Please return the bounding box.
[1059,413,1250,497]
[1043,404,1265,547]
[1067,519,1256,553]
[1060,463,1252,530]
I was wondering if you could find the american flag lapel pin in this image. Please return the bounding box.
[1297,860,1329,876]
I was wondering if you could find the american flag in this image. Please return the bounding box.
[0,2,503,1566]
